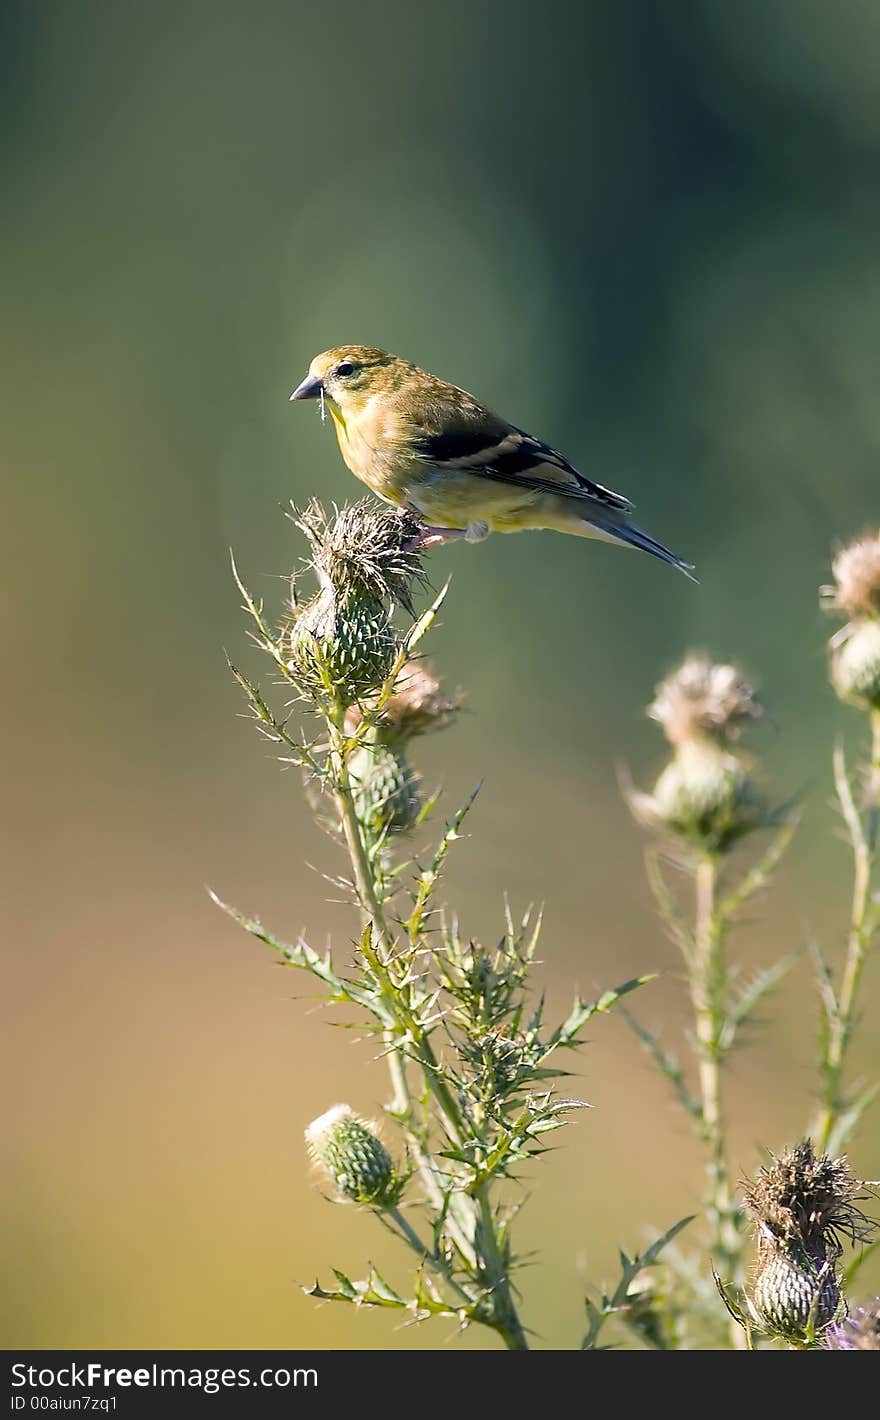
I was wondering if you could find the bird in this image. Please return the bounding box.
[289,345,694,578]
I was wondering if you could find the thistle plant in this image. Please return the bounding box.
[625,655,795,1317]
[617,539,880,1348]
[216,503,879,1350]
[737,1141,876,1348]
[812,531,880,1155]
[216,498,676,1350]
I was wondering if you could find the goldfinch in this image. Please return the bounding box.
[290,345,694,577]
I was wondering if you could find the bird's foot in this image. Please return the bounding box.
[405,520,491,550]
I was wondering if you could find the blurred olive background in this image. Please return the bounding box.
[3,0,880,1349]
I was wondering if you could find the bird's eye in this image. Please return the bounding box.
[335,361,355,377]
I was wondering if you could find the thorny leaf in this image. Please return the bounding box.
[580,1216,695,1349]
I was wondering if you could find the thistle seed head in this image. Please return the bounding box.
[295,499,425,613]
[744,1140,875,1254]
[649,655,762,748]
[305,1104,402,1208]
[823,532,880,619]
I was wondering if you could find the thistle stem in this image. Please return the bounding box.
[326,709,526,1346]
[813,709,880,1152]
[328,709,410,1115]
[384,1208,478,1310]
[475,1184,529,1350]
[691,857,741,1282]
[868,706,880,853]
[327,708,477,1268]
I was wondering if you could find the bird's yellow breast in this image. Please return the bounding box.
[328,403,348,443]
[327,396,412,503]
[329,403,363,476]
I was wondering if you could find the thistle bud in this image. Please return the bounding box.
[824,1298,880,1350]
[344,663,460,839]
[750,1243,840,1340]
[305,1104,402,1208]
[350,741,422,838]
[288,584,397,706]
[640,740,764,853]
[743,1141,876,1344]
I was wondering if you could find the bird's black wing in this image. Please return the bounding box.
[413,427,633,512]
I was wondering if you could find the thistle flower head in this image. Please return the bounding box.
[823,532,880,619]
[305,1104,403,1208]
[294,499,425,613]
[345,662,462,744]
[628,654,769,854]
[824,1298,880,1350]
[649,655,762,748]
[743,1141,876,1342]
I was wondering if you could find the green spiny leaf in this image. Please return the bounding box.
[720,953,799,1048]
[209,891,388,1019]
[544,975,655,1058]
[718,812,800,923]
[620,1008,701,1120]
[826,1081,880,1156]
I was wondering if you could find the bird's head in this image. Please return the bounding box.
[290,346,399,416]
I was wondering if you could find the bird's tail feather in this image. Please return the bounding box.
[598,516,697,581]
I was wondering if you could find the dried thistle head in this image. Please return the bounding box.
[744,1141,875,1255]
[823,532,880,619]
[294,499,425,612]
[649,655,762,748]
[305,1104,403,1208]
[743,1141,876,1343]
[285,499,428,705]
[345,661,462,744]
[824,1298,880,1350]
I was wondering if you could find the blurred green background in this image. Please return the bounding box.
[3,0,879,1349]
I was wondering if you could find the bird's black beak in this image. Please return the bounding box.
[289,373,323,402]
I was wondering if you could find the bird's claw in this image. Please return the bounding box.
[404,521,491,551]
